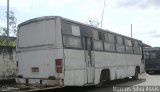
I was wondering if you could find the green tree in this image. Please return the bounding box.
[0,11,17,46]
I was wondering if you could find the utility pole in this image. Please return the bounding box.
[7,0,9,46]
[101,0,105,28]
[131,24,132,38]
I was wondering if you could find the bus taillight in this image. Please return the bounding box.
[55,59,62,73]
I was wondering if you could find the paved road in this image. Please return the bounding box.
[1,73,160,92]
[39,73,149,92]
[136,73,160,86]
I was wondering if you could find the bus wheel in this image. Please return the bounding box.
[96,73,105,87]
[146,70,149,74]
[97,70,110,86]
[132,68,138,80]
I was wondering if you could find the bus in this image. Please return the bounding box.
[16,16,144,88]
[144,47,160,73]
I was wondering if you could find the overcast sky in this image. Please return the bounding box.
[0,0,160,47]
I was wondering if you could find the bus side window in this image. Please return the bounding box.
[133,41,140,54]
[144,51,150,59]
[94,40,103,51]
[98,32,103,40]
[63,35,82,48]
[104,33,116,52]
[116,36,125,53]
[72,25,80,36]
[104,42,116,52]
[93,30,103,51]
[62,22,82,49]
[62,22,72,35]
[93,30,99,40]
[151,52,156,59]
[125,38,133,54]
[104,33,108,42]
[62,22,80,36]
[108,33,115,43]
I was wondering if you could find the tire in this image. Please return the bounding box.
[124,77,129,80]
[146,70,149,74]
[97,71,107,87]
[96,70,110,87]
[97,73,105,86]
[147,70,151,74]
[132,68,138,80]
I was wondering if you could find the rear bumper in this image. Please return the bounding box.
[16,78,64,87]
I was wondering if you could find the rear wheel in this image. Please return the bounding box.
[146,70,149,74]
[97,72,106,86]
[124,77,129,80]
[97,70,110,86]
[132,68,138,80]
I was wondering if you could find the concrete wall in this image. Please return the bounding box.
[0,46,17,80]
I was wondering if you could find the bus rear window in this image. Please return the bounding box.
[18,19,56,47]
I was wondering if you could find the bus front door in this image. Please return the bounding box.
[85,37,94,84]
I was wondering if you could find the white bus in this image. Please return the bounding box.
[16,16,144,88]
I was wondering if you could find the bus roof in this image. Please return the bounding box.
[144,47,160,51]
[18,16,142,43]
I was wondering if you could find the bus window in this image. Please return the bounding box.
[125,38,133,54]
[103,33,116,52]
[116,36,125,53]
[116,44,125,53]
[104,33,108,42]
[104,42,116,52]
[93,30,99,40]
[133,41,140,54]
[116,36,123,44]
[93,30,103,40]
[133,47,140,54]
[72,25,80,36]
[151,52,156,59]
[62,22,80,36]
[126,46,133,54]
[125,38,132,46]
[144,51,150,59]
[62,22,72,35]
[133,41,139,47]
[94,40,103,51]
[98,32,103,40]
[108,33,115,43]
[93,30,104,51]
[62,22,82,49]
[63,35,82,48]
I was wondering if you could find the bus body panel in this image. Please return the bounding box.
[17,49,64,79]
[94,52,141,68]
[17,17,64,86]
[93,51,141,84]
[63,49,86,86]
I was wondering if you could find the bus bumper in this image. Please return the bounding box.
[15,78,64,87]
